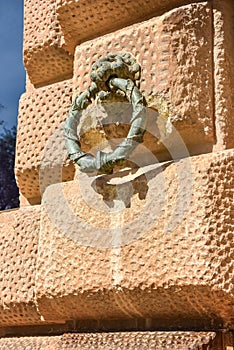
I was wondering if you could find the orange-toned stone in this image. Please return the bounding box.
[16,3,215,203]
[15,79,75,204]
[36,149,234,328]
[0,332,217,350]
[73,3,215,157]
[24,0,73,87]
[0,207,41,326]
[56,0,201,54]
[213,0,234,151]
[0,336,56,349]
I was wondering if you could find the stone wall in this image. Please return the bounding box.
[0,0,233,348]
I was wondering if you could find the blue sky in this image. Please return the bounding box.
[0,1,25,129]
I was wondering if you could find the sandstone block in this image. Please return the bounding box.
[0,336,56,350]
[36,149,234,329]
[17,3,216,203]
[213,0,234,150]
[0,332,217,350]
[0,207,41,326]
[15,79,75,203]
[24,0,73,86]
[73,3,215,158]
[56,0,200,54]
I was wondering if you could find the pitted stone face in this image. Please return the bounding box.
[17,3,217,204]
[0,331,218,349]
[15,79,75,203]
[37,149,234,328]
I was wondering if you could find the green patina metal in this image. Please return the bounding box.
[64,53,146,174]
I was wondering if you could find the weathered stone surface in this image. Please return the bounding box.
[56,0,201,54]
[0,207,42,326]
[15,79,75,204]
[36,149,234,328]
[5,0,233,343]
[0,332,216,349]
[73,3,215,157]
[18,3,216,203]
[0,336,56,350]
[24,0,73,86]
[213,0,234,150]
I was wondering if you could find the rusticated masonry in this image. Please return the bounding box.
[0,0,233,349]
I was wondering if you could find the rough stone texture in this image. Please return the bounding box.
[56,0,201,55]
[24,0,73,86]
[0,336,57,350]
[0,207,42,326]
[47,332,216,349]
[8,0,234,342]
[23,0,206,86]
[15,79,75,204]
[213,0,234,151]
[0,332,217,349]
[36,149,234,328]
[73,3,215,157]
[17,3,216,203]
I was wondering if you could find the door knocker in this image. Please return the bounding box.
[64,53,146,174]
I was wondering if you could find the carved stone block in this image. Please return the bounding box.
[213,0,234,150]
[15,79,75,203]
[0,332,218,350]
[73,3,215,157]
[0,207,41,326]
[24,0,73,86]
[36,149,234,329]
[56,0,200,54]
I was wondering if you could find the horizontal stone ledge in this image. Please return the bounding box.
[36,149,234,328]
[0,331,217,349]
[1,150,233,328]
[57,0,203,54]
[23,0,209,87]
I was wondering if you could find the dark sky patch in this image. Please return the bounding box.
[0,1,25,128]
